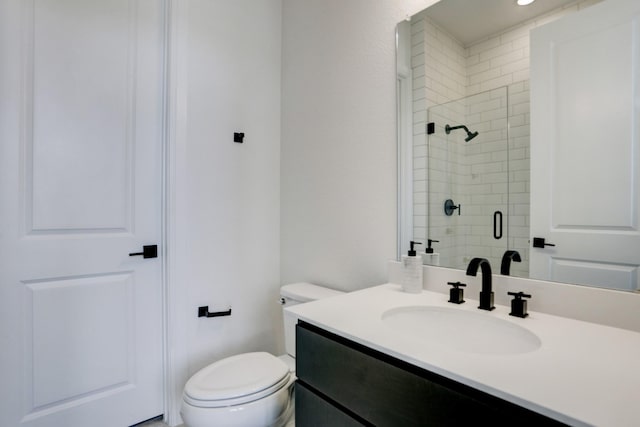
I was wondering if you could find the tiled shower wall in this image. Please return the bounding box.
[411,0,601,275]
[410,13,466,261]
[410,13,466,244]
[425,97,466,268]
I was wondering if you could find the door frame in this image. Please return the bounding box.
[163,1,190,425]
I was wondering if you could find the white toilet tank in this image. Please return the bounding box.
[280,282,343,358]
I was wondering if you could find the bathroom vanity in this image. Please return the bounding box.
[296,321,561,426]
[287,284,640,426]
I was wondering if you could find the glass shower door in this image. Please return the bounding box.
[425,87,509,270]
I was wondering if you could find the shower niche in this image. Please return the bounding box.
[416,85,530,277]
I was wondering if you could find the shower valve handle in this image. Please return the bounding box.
[444,199,460,216]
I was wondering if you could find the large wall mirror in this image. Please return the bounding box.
[397,0,640,292]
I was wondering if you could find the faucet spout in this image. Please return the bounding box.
[500,250,522,275]
[466,257,494,311]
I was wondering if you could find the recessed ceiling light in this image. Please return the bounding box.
[517,0,535,5]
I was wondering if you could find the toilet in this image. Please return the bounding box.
[180,283,344,427]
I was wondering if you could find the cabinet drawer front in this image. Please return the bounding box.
[296,382,365,427]
[296,322,566,427]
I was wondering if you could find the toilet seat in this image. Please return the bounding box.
[183,352,291,408]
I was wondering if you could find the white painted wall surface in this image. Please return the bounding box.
[280,0,438,291]
[167,0,282,423]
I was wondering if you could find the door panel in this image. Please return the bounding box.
[30,0,134,232]
[552,21,635,230]
[530,0,640,290]
[550,259,637,291]
[27,273,133,409]
[0,1,165,426]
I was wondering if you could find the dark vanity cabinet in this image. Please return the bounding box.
[295,321,566,427]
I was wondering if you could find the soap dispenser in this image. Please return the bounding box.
[421,239,440,266]
[402,241,423,293]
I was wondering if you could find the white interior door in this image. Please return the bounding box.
[530,0,640,291]
[0,1,165,426]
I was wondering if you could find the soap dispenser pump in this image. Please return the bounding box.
[422,239,440,266]
[402,241,423,293]
[425,239,438,253]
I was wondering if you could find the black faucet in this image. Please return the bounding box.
[500,250,522,275]
[466,258,494,311]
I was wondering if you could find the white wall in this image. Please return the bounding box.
[280,0,438,291]
[168,0,282,423]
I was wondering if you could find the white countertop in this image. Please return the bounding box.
[285,283,640,427]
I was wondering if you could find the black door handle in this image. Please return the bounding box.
[532,238,555,248]
[129,245,158,259]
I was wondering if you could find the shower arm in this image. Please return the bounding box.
[444,123,479,142]
[445,124,471,134]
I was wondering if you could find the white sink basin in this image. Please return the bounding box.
[382,306,541,355]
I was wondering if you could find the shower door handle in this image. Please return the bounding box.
[493,211,503,240]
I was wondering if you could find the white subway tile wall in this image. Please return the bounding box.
[411,0,601,274]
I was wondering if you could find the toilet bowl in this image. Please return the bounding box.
[181,283,343,427]
[181,352,295,427]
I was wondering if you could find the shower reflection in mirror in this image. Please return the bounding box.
[416,85,529,277]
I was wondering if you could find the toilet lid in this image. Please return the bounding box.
[184,352,290,405]
[280,282,343,302]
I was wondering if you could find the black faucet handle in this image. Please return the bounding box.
[447,281,466,288]
[508,291,531,299]
[509,291,531,318]
[447,282,466,304]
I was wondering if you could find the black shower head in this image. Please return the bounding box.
[465,131,479,142]
[445,124,479,142]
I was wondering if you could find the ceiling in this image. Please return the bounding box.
[423,0,585,46]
